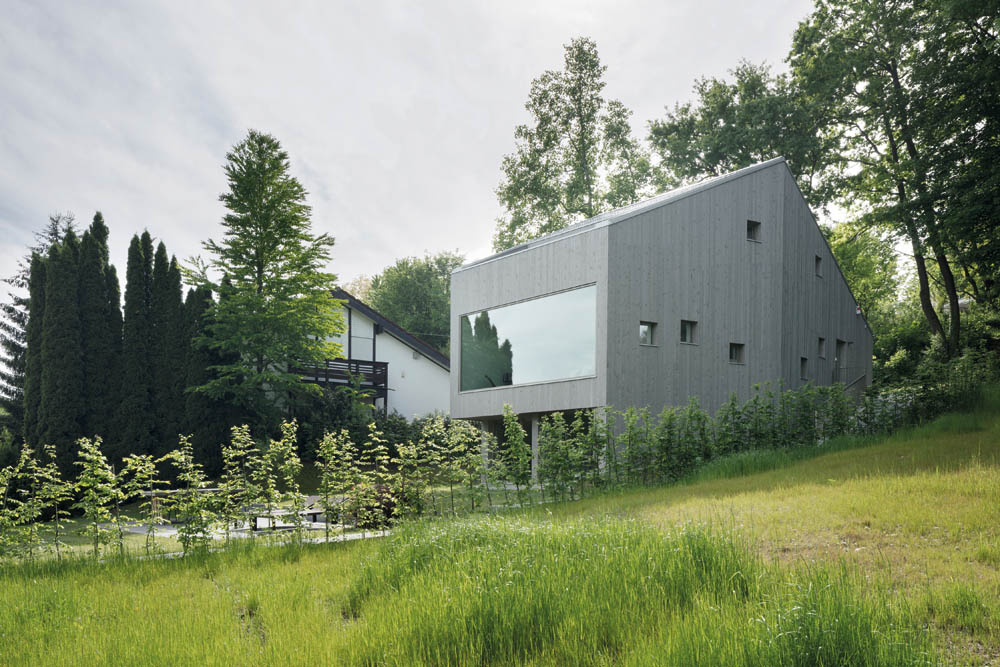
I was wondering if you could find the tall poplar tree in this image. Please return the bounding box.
[149,242,184,454]
[493,37,653,251]
[78,213,122,441]
[117,232,156,460]
[39,233,85,473]
[188,129,344,434]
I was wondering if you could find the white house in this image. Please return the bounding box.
[299,289,451,419]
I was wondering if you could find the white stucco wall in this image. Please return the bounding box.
[331,304,450,419]
[378,332,450,419]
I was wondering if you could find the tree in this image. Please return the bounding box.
[823,222,901,341]
[73,436,117,560]
[367,251,464,354]
[788,0,981,355]
[149,243,185,454]
[78,213,122,443]
[2,215,68,442]
[188,130,345,433]
[117,233,156,461]
[39,232,85,474]
[21,253,46,448]
[182,286,244,476]
[493,37,653,251]
[647,61,839,208]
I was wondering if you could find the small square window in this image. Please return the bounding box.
[729,343,745,364]
[680,320,697,344]
[639,321,656,346]
[818,337,826,359]
[815,255,823,276]
[747,220,761,241]
[800,356,809,379]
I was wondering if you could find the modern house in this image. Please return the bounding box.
[297,289,451,419]
[450,157,873,436]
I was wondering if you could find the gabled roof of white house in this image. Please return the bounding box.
[331,288,450,371]
[454,156,787,274]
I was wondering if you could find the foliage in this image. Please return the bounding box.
[367,251,464,354]
[149,243,186,456]
[1,215,68,444]
[38,232,85,475]
[78,213,122,447]
[187,129,345,432]
[315,428,360,540]
[163,436,216,555]
[72,437,117,560]
[270,420,305,542]
[493,37,653,251]
[501,404,531,506]
[219,424,260,542]
[117,232,156,461]
[648,60,838,207]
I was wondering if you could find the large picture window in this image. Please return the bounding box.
[460,284,597,391]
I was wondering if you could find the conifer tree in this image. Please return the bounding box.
[182,286,243,475]
[39,234,85,474]
[117,233,156,461]
[21,254,46,447]
[150,242,184,454]
[78,213,122,441]
[3,215,67,441]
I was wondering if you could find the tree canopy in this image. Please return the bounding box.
[188,129,345,432]
[493,37,653,251]
[367,251,464,355]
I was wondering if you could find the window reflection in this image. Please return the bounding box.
[460,285,596,391]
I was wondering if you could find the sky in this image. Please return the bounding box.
[0,0,814,289]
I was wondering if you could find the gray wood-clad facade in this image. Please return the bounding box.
[450,158,873,423]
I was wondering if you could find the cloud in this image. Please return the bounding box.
[0,0,813,288]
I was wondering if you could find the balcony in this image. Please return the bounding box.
[294,358,389,402]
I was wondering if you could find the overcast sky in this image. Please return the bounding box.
[0,0,814,289]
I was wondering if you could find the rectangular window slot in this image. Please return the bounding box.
[680,320,697,344]
[639,321,656,346]
[818,337,826,358]
[815,255,823,276]
[729,343,745,364]
[800,356,809,379]
[747,220,761,241]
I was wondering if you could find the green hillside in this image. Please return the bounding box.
[2,390,999,665]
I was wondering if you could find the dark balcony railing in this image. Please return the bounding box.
[294,358,389,401]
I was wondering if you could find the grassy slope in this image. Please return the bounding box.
[2,390,999,664]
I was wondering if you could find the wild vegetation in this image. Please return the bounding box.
[4,388,1000,664]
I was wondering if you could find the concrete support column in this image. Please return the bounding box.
[530,415,540,483]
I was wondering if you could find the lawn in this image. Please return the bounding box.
[2,388,999,664]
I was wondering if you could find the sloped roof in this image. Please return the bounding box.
[331,288,450,370]
[454,156,787,274]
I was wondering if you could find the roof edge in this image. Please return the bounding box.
[330,289,451,370]
[454,157,787,275]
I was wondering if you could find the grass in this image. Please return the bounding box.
[3,387,1000,664]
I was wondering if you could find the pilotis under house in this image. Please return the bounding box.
[296,289,450,419]
[450,157,873,439]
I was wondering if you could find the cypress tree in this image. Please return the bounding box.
[6,216,70,442]
[149,242,185,454]
[39,233,85,474]
[182,287,224,475]
[117,232,156,461]
[22,253,46,446]
[78,213,122,441]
